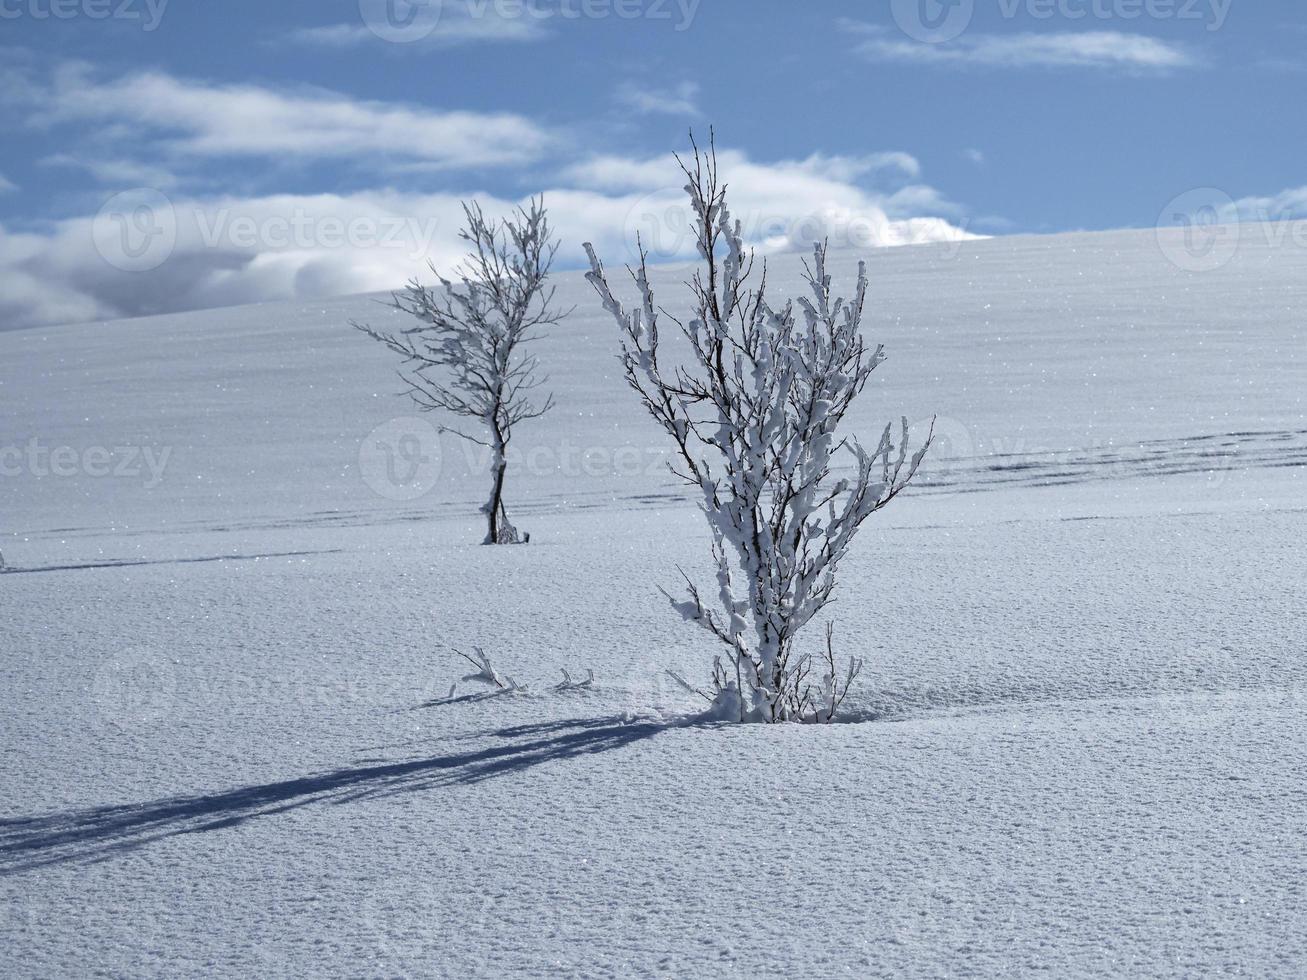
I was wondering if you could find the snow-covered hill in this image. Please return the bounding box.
[2,226,1305,977]
[4,225,1305,539]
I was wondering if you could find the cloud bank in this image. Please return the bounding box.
[0,62,977,331]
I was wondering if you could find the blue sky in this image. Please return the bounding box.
[0,0,1303,329]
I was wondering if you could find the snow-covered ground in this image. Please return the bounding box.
[2,226,1306,977]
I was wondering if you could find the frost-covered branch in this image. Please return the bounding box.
[447,648,595,698]
[585,133,932,723]
[452,647,510,689]
[554,668,595,692]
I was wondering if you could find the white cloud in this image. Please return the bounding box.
[563,149,922,194]
[0,144,980,330]
[0,224,105,330]
[0,55,978,330]
[0,172,16,193]
[35,65,552,170]
[964,148,986,166]
[548,148,977,268]
[558,149,965,261]
[288,2,550,48]
[0,192,474,331]
[615,81,701,117]
[1229,186,1307,221]
[40,153,179,189]
[845,23,1195,71]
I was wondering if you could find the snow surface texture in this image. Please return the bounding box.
[2,227,1306,977]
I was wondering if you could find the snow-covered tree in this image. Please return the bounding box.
[356,198,562,544]
[584,137,932,723]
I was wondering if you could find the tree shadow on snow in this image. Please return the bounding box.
[0,715,673,875]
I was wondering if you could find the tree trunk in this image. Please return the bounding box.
[485,433,507,545]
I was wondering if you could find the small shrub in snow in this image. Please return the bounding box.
[452,646,519,691]
[584,136,932,723]
[448,648,594,698]
[356,198,564,545]
[553,668,594,692]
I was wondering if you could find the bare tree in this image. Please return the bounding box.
[584,136,933,723]
[356,198,563,544]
